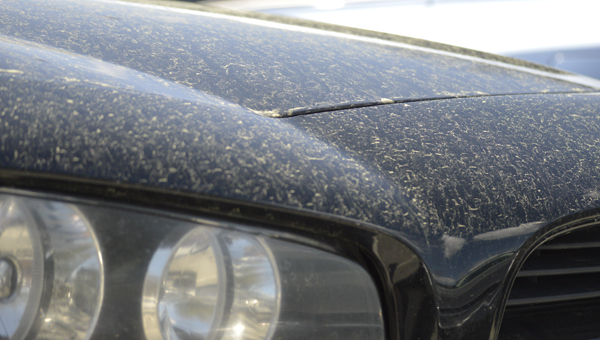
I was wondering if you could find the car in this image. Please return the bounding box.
[204,0,600,79]
[2,0,600,340]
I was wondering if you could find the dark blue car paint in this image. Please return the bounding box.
[2,0,600,339]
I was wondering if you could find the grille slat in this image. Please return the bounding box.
[507,227,600,307]
[500,225,600,339]
[516,250,600,277]
[508,272,600,306]
[517,266,600,277]
[507,291,600,306]
[538,241,600,250]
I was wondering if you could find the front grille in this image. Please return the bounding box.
[499,226,600,340]
[508,227,600,306]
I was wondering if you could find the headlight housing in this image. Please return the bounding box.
[0,194,103,340]
[0,191,384,340]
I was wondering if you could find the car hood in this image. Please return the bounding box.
[3,0,600,293]
[286,93,600,280]
[1,0,600,117]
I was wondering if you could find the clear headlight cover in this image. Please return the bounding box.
[0,191,383,340]
[0,194,103,340]
[143,225,384,340]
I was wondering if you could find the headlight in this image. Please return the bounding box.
[0,194,103,340]
[0,192,384,340]
[142,225,384,340]
[142,227,280,340]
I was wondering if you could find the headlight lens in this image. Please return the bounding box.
[143,227,280,340]
[143,225,384,340]
[0,196,45,340]
[0,192,384,340]
[0,194,103,340]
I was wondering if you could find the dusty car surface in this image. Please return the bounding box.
[2,0,600,340]
[206,0,600,79]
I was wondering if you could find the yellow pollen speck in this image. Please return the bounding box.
[0,69,23,74]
